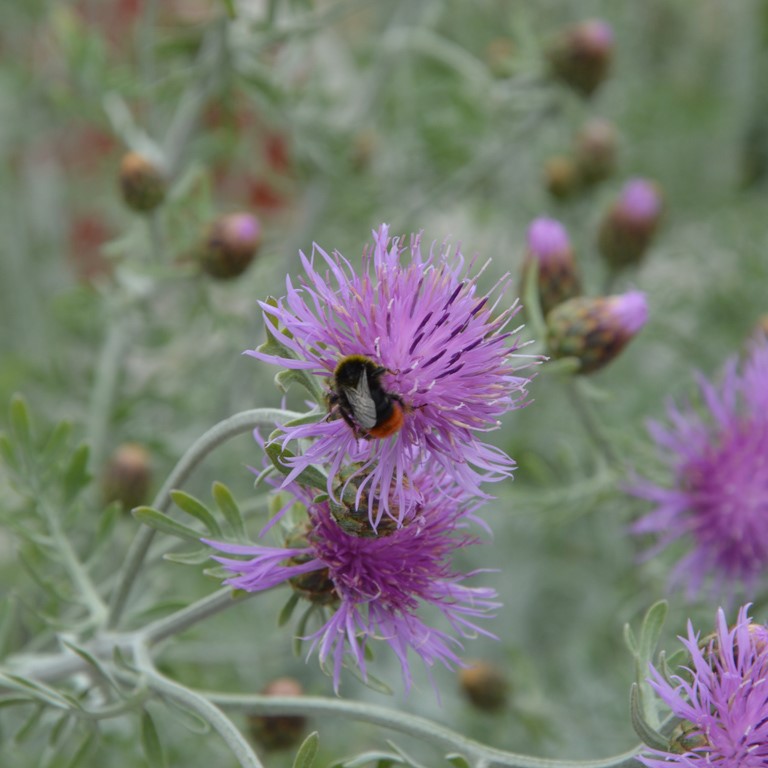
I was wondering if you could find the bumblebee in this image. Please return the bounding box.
[328,355,405,439]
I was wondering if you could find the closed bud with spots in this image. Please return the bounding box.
[522,217,581,317]
[201,212,262,280]
[543,155,580,200]
[547,19,614,98]
[102,443,152,511]
[458,660,509,712]
[546,291,648,374]
[598,178,663,271]
[574,118,617,185]
[118,151,166,213]
[248,678,307,751]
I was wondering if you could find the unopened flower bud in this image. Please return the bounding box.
[351,130,377,171]
[598,178,662,271]
[547,19,614,98]
[458,661,509,712]
[751,313,768,342]
[102,443,152,511]
[329,469,401,537]
[201,213,262,280]
[546,291,648,374]
[248,678,307,751]
[521,217,581,316]
[543,155,580,200]
[573,118,617,184]
[118,152,166,213]
[485,37,516,78]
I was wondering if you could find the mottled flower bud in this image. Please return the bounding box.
[329,468,401,537]
[543,155,580,200]
[546,291,648,374]
[574,118,617,184]
[201,213,262,280]
[248,678,307,751]
[547,19,614,98]
[102,443,152,511]
[521,217,581,316]
[598,178,662,271]
[458,661,509,712]
[118,152,166,213]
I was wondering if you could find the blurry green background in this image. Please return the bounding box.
[1,0,768,765]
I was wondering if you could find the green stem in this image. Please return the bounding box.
[142,587,252,646]
[564,379,619,467]
[146,210,164,262]
[139,0,159,134]
[42,501,108,628]
[203,691,645,768]
[86,316,129,474]
[9,589,258,684]
[134,644,264,768]
[107,408,304,629]
[164,19,229,176]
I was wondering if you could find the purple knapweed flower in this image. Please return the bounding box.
[630,338,768,599]
[204,470,499,693]
[249,224,532,525]
[639,605,768,767]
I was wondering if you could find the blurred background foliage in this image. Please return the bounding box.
[1,0,768,765]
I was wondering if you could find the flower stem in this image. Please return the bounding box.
[107,408,303,629]
[133,644,264,768]
[86,316,129,474]
[42,500,108,628]
[203,691,645,768]
[141,587,253,646]
[564,379,619,467]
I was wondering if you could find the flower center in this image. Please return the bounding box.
[683,422,768,578]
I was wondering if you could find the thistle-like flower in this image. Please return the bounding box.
[249,224,531,524]
[630,339,768,598]
[640,605,768,768]
[204,469,499,693]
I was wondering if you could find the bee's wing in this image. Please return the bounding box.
[346,370,377,429]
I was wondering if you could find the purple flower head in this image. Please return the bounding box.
[249,224,532,525]
[639,605,768,768]
[630,339,768,598]
[526,217,572,264]
[204,469,499,693]
[617,179,662,223]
